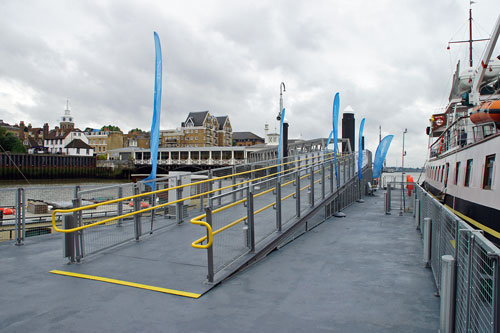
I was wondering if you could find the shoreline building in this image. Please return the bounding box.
[161,111,232,148]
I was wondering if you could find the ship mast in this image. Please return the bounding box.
[470,13,500,105]
[469,7,473,67]
[447,3,489,68]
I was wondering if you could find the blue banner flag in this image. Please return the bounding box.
[372,135,394,179]
[332,92,340,187]
[325,130,333,150]
[358,118,365,180]
[277,108,285,173]
[143,32,162,190]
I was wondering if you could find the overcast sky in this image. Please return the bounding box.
[1,0,499,167]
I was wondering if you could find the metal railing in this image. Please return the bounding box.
[414,184,499,332]
[384,181,415,215]
[52,150,372,283]
[0,184,113,244]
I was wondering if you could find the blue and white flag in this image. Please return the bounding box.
[143,32,162,190]
[358,118,365,180]
[372,135,394,179]
[332,92,340,187]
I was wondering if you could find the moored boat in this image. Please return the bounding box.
[423,11,500,243]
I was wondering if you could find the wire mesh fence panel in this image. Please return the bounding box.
[430,199,442,289]
[468,236,497,333]
[280,176,297,227]
[0,188,18,241]
[192,170,210,211]
[253,181,279,245]
[455,227,472,333]
[313,165,323,205]
[81,217,136,256]
[211,199,249,274]
[22,185,80,239]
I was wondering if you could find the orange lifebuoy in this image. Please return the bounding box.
[128,201,134,207]
[140,202,149,209]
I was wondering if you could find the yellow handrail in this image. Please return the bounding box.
[190,163,334,248]
[51,153,335,233]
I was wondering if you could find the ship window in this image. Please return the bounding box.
[444,163,449,187]
[464,159,473,187]
[440,166,445,183]
[454,162,461,185]
[483,154,495,190]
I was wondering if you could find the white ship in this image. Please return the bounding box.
[424,11,500,243]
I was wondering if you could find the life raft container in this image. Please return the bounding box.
[0,207,15,215]
[470,100,500,124]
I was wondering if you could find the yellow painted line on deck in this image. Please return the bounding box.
[49,270,201,299]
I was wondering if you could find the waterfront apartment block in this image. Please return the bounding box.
[161,111,232,148]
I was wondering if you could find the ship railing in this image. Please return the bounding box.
[430,115,499,158]
[414,184,500,332]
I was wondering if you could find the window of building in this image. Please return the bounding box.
[454,161,460,185]
[464,159,473,187]
[77,148,80,154]
[483,154,495,190]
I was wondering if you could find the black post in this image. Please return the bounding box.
[283,121,289,164]
[342,113,355,153]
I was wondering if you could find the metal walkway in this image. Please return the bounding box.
[0,191,439,332]
[40,152,367,291]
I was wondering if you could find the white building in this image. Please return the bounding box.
[43,103,94,156]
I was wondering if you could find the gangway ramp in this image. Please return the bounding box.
[49,152,370,295]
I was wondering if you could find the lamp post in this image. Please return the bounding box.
[400,128,407,216]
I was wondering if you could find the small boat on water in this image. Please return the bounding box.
[423,10,500,243]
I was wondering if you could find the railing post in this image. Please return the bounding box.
[133,185,141,241]
[117,186,123,227]
[310,166,315,207]
[296,170,301,218]
[423,217,432,267]
[176,178,184,224]
[205,207,214,283]
[330,158,334,193]
[387,183,392,211]
[15,188,24,246]
[72,198,83,262]
[439,255,456,333]
[208,169,214,209]
[217,179,222,206]
[246,191,255,252]
[232,166,237,202]
[276,177,282,231]
[415,199,420,230]
[63,214,76,263]
[321,161,325,199]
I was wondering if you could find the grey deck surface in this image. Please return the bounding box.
[0,193,439,332]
